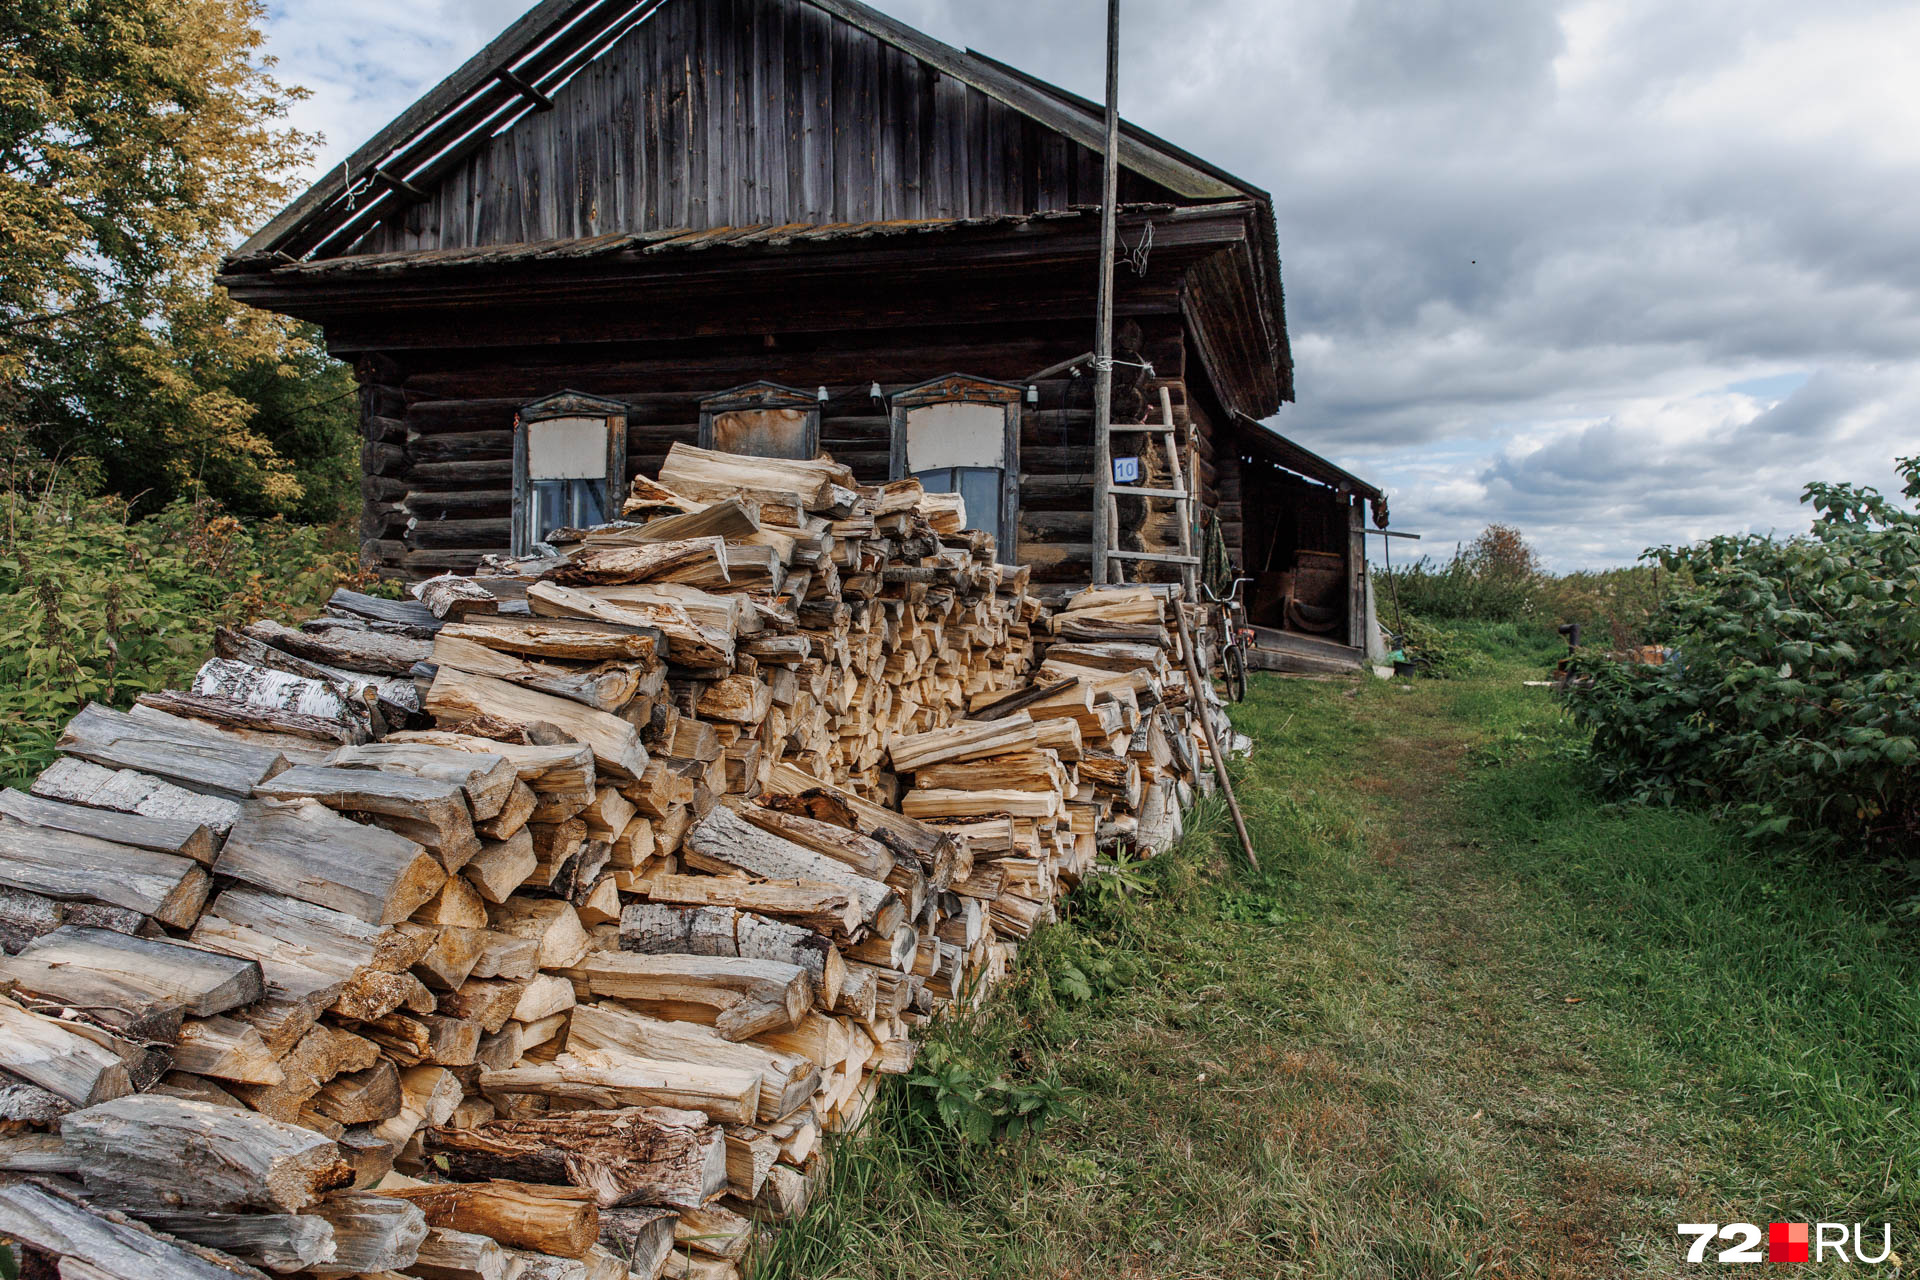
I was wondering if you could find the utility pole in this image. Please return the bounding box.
[1090,0,1121,586]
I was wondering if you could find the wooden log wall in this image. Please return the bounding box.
[356,315,1234,588]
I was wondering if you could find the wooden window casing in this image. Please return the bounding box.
[511,390,628,556]
[888,374,1025,553]
[698,382,821,460]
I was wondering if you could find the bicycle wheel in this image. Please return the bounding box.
[1222,643,1247,702]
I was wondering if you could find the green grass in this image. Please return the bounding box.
[752,625,1920,1279]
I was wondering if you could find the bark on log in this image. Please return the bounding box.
[424,1106,725,1209]
[0,788,216,864]
[57,702,287,800]
[0,1179,274,1280]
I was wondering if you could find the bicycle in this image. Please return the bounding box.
[1203,575,1254,702]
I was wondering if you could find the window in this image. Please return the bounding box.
[512,391,627,555]
[699,382,820,460]
[888,375,1024,553]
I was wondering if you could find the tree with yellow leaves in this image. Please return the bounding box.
[1,0,355,520]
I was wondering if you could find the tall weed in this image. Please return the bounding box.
[0,476,371,784]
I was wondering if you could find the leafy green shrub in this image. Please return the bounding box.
[1563,457,1920,857]
[1531,565,1668,648]
[905,1041,1072,1147]
[0,476,370,785]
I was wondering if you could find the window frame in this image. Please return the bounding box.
[887,374,1025,555]
[512,390,628,556]
[698,381,821,460]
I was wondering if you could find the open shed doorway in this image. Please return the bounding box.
[1240,461,1356,642]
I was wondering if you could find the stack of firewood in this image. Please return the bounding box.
[0,443,1227,1280]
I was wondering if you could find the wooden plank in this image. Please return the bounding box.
[57,703,286,800]
[325,742,520,821]
[567,1003,818,1124]
[560,951,811,1042]
[429,634,640,711]
[679,804,896,930]
[303,1191,431,1276]
[0,995,136,1106]
[479,1053,759,1124]
[384,1180,599,1259]
[189,887,425,1012]
[254,765,480,871]
[439,616,660,662]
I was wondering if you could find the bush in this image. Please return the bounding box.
[1531,565,1668,649]
[0,470,371,785]
[1383,523,1543,623]
[1562,457,1920,858]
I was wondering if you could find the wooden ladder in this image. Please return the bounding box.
[1101,386,1200,595]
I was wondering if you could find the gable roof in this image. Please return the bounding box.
[237,0,1258,263]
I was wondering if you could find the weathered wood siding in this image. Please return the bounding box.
[358,0,1172,256]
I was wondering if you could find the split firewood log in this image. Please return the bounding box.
[424,1106,725,1209]
[60,1093,353,1213]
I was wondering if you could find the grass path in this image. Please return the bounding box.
[760,630,1919,1279]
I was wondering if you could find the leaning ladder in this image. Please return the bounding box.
[1101,386,1200,596]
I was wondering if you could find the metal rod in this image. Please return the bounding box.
[1090,0,1121,586]
[1173,600,1259,872]
[1364,529,1422,540]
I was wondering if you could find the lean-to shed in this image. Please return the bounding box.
[221,0,1387,662]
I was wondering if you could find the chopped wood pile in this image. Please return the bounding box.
[0,442,1234,1279]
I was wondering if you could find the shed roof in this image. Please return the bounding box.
[1233,413,1384,505]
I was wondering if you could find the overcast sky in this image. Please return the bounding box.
[261,0,1919,568]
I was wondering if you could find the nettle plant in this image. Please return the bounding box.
[1564,457,1920,858]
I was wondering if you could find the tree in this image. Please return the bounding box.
[0,0,354,518]
[1465,523,1543,582]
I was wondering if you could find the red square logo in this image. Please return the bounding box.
[1770,1222,1809,1263]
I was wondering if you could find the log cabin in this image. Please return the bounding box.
[220,0,1389,668]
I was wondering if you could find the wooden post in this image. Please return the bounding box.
[1090,0,1121,587]
[1172,600,1259,872]
[1347,494,1368,649]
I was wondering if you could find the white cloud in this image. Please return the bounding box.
[259,0,1920,570]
